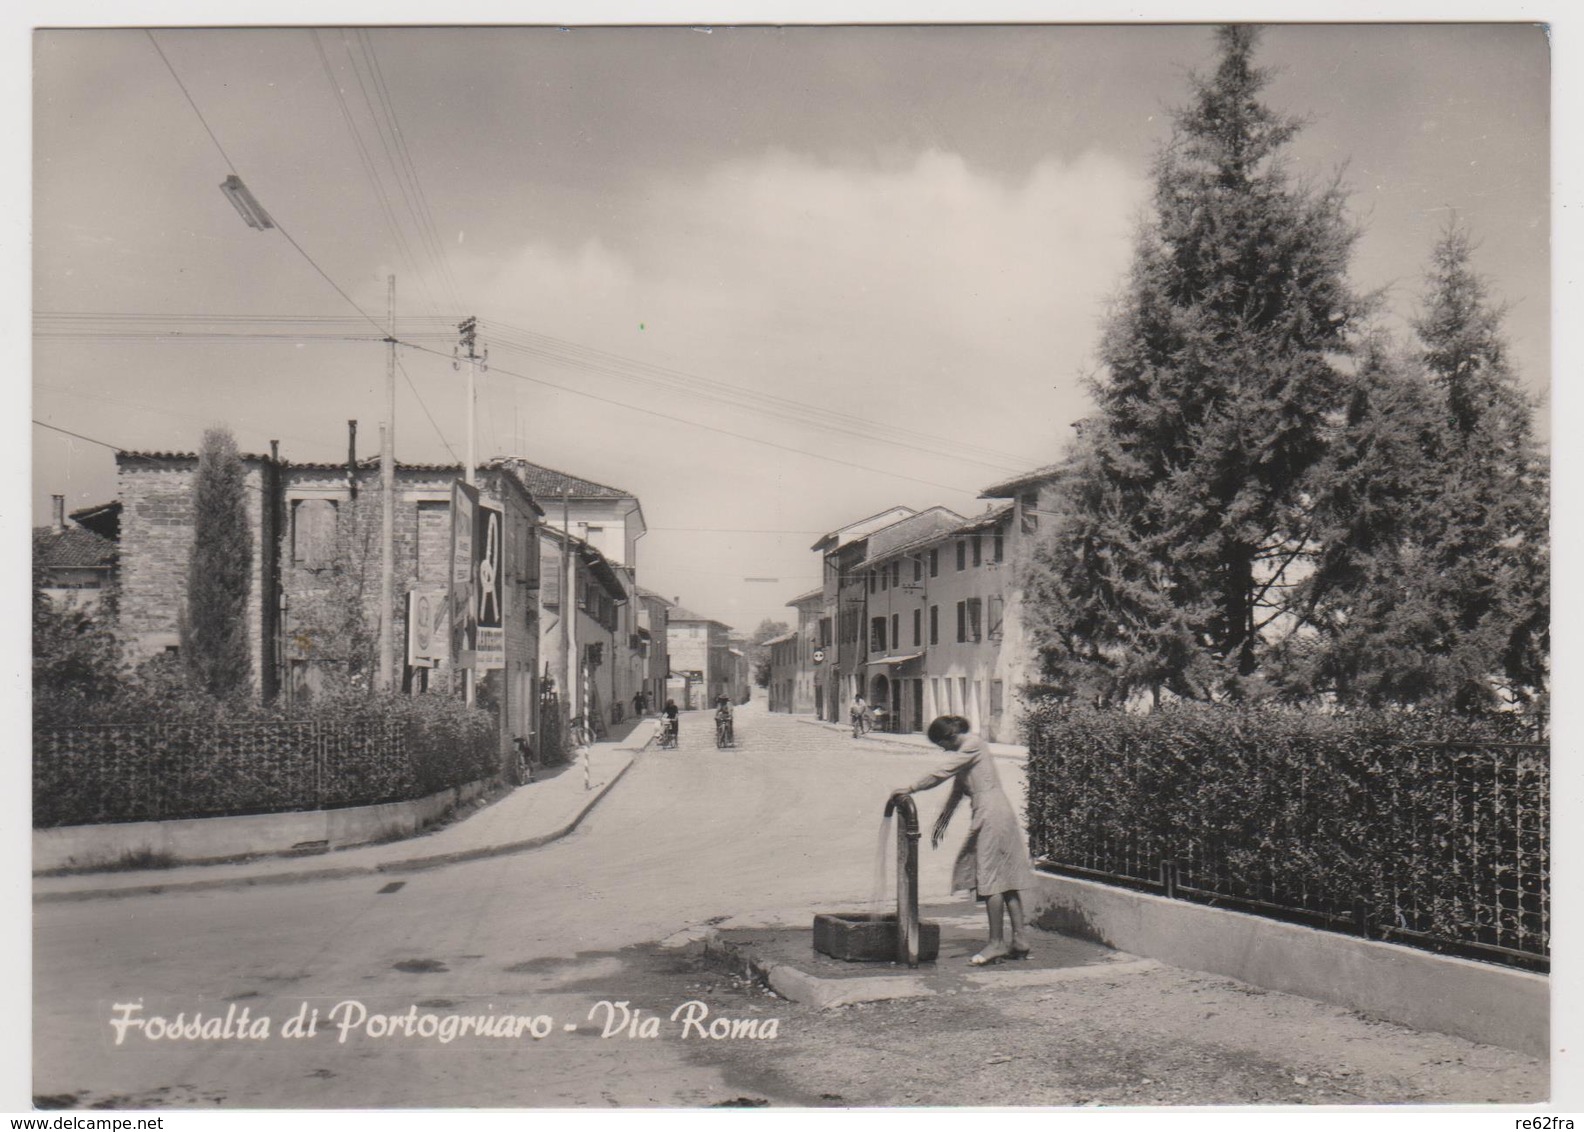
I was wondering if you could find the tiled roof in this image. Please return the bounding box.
[979,462,1067,498]
[492,459,632,500]
[859,502,1012,567]
[667,604,731,629]
[786,586,824,606]
[33,525,116,570]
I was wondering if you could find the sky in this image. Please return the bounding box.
[29,21,1551,635]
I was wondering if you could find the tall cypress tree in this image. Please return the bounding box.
[1026,26,1363,703]
[183,426,253,698]
[1409,223,1548,712]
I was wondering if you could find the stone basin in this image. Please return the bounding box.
[812,911,941,963]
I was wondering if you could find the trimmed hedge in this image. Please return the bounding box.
[34,691,499,828]
[1023,703,1548,963]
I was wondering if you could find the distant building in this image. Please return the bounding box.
[33,494,116,611]
[783,586,826,716]
[538,525,628,736]
[810,505,918,723]
[665,605,735,710]
[506,460,648,726]
[764,629,799,713]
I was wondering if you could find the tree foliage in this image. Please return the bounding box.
[747,618,790,688]
[1021,31,1547,718]
[1025,26,1363,705]
[182,427,254,698]
[32,533,122,716]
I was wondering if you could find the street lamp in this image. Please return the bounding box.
[220,174,274,230]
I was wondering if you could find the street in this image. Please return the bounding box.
[33,707,1544,1109]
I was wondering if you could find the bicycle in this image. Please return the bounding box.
[715,714,735,749]
[851,708,872,739]
[657,717,679,749]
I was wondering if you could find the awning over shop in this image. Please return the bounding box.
[867,653,922,667]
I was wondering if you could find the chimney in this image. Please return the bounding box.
[52,494,66,531]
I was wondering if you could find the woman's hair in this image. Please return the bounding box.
[926,715,974,744]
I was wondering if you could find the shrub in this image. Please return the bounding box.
[1023,702,1548,962]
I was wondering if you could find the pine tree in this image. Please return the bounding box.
[1026,26,1363,703]
[183,426,253,698]
[1269,333,1451,704]
[1408,223,1548,712]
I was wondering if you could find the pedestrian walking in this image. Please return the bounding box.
[892,714,1034,966]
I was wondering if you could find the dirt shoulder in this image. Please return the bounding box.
[686,942,1546,1109]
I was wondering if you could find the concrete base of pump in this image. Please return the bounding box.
[812,911,941,963]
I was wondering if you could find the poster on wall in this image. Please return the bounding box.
[449,479,479,666]
[475,501,505,670]
[406,588,450,668]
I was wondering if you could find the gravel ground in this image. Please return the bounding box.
[684,947,1546,1109]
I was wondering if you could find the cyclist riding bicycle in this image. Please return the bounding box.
[659,698,680,748]
[714,696,735,748]
[850,693,871,738]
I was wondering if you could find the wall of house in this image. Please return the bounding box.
[116,456,270,691]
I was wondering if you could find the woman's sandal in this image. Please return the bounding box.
[1008,945,1031,960]
[968,950,1007,967]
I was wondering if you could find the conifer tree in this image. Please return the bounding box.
[1026,26,1363,703]
[183,426,253,698]
[1408,223,1548,712]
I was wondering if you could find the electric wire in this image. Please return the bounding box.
[37,310,1041,483]
[399,339,985,497]
[337,29,452,314]
[358,29,464,310]
[33,420,122,451]
[310,29,445,316]
[144,32,388,335]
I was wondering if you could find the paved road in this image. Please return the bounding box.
[33,705,977,1108]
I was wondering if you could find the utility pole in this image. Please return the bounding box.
[456,316,485,707]
[560,486,572,716]
[378,275,396,693]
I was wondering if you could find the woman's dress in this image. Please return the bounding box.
[909,735,1035,899]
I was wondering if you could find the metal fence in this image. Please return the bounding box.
[34,715,498,828]
[1026,733,1548,971]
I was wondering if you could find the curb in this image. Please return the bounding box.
[697,925,937,1009]
[33,751,641,904]
[792,717,1027,762]
[692,920,1157,1010]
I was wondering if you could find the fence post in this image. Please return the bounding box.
[1353,897,1371,939]
[1160,858,1178,899]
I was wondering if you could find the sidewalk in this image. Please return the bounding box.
[33,717,659,903]
[794,714,1027,761]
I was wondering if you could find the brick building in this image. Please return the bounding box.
[111,449,545,766]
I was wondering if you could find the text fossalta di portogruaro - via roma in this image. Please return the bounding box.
[108,999,781,1046]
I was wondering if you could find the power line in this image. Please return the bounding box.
[396,355,461,464]
[400,339,984,497]
[145,31,239,174]
[33,420,122,451]
[310,29,444,316]
[145,33,388,335]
